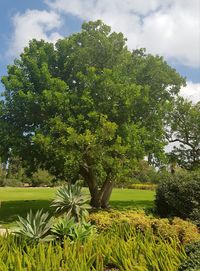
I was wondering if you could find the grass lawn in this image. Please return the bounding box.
[0,187,155,227]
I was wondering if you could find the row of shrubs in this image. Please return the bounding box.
[89,210,200,244]
[127,183,157,190]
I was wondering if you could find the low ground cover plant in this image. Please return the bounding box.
[89,210,200,244]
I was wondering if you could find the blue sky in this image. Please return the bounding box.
[0,0,200,100]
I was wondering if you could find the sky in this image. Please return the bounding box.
[0,0,200,102]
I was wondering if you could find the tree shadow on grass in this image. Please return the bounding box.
[0,199,155,226]
[0,200,53,226]
[110,200,154,210]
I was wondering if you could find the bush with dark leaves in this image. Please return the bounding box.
[179,241,200,271]
[155,171,200,225]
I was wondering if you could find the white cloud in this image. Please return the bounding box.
[180,81,200,102]
[8,9,63,57]
[46,0,200,68]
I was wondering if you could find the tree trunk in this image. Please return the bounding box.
[80,166,101,208]
[90,186,101,208]
[101,180,114,208]
[90,180,114,208]
[80,166,114,208]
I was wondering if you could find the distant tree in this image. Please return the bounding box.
[0,157,7,185]
[131,160,158,183]
[166,97,200,170]
[6,155,23,180]
[0,20,185,207]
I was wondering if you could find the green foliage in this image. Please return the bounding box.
[0,156,24,187]
[6,156,24,180]
[131,160,159,183]
[166,97,200,170]
[155,170,200,224]
[179,241,200,271]
[51,216,96,243]
[14,209,53,243]
[51,181,90,221]
[89,210,200,244]
[0,157,54,187]
[0,178,23,187]
[69,220,96,244]
[0,225,186,271]
[27,169,54,187]
[0,20,185,207]
[51,216,75,239]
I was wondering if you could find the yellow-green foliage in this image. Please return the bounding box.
[0,227,186,271]
[89,210,200,244]
[127,183,157,190]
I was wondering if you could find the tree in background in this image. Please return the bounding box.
[166,97,200,170]
[131,160,158,183]
[0,158,7,185]
[0,20,185,207]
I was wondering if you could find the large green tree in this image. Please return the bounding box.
[0,21,185,207]
[166,97,200,170]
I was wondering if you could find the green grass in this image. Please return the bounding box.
[0,187,155,227]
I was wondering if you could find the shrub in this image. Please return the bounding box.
[155,171,200,224]
[171,218,200,244]
[14,209,53,243]
[0,178,23,187]
[179,241,200,270]
[27,169,54,187]
[127,183,157,190]
[51,181,90,222]
[89,210,200,244]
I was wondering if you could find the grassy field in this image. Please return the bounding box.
[0,187,155,227]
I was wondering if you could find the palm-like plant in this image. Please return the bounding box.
[51,181,90,222]
[14,209,53,243]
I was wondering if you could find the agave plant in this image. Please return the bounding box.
[69,220,96,244]
[14,209,53,243]
[51,217,75,240]
[51,216,96,243]
[51,181,90,222]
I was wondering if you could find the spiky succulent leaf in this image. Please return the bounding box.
[51,181,90,221]
[14,209,53,243]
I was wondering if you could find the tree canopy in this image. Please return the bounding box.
[166,97,200,170]
[0,20,185,207]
